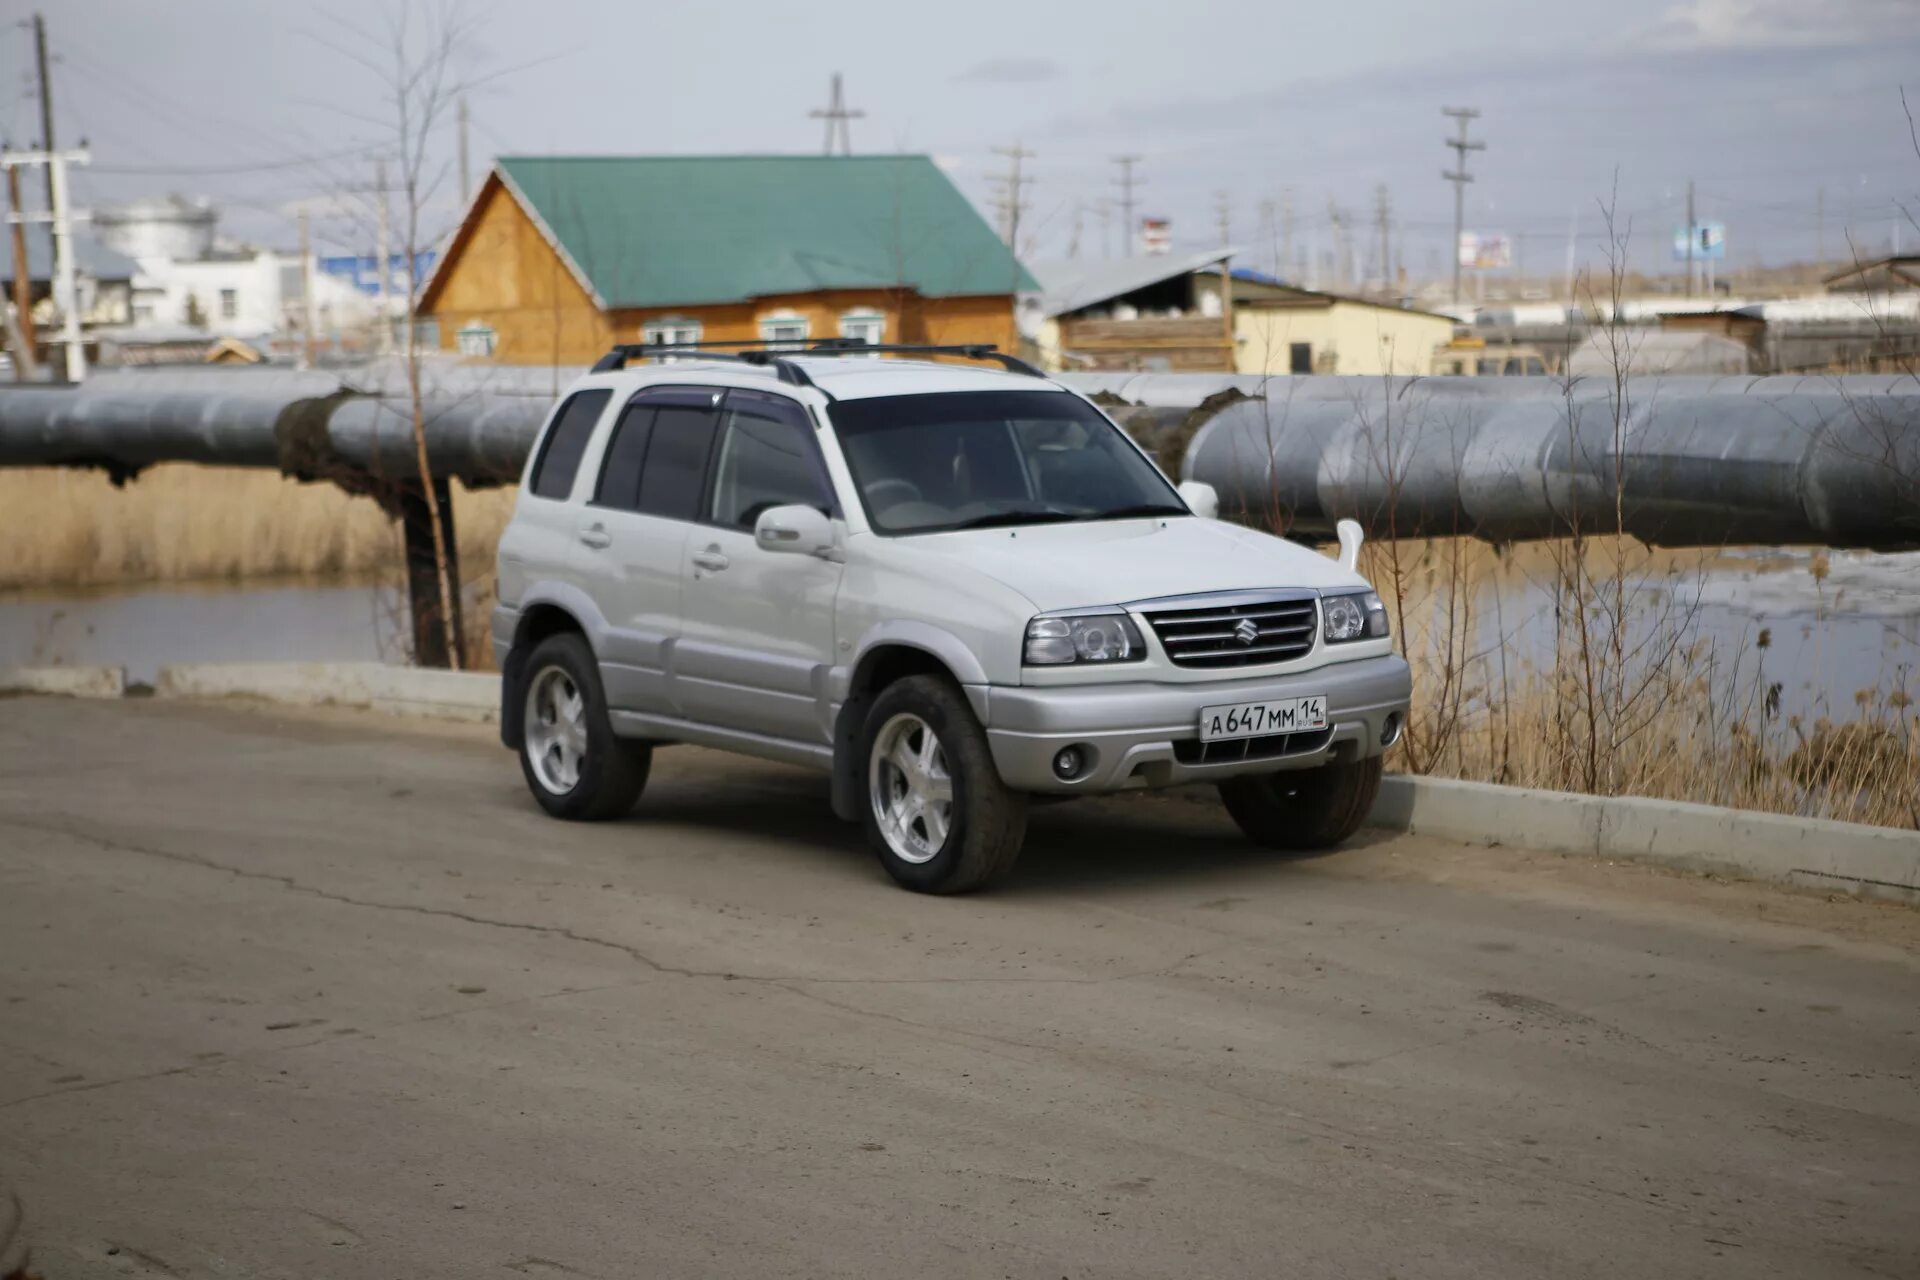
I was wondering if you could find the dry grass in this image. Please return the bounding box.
[1370,536,1920,831]
[0,465,515,592]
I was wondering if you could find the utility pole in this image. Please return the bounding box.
[988,142,1035,250]
[1112,155,1143,254]
[1685,178,1695,299]
[2,144,90,381]
[809,73,863,156]
[1214,190,1232,248]
[375,158,392,356]
[1258,198,1277,277]
[33,14,55,215]
[298,206,317,370]
[1442,106,1484,305]
[1281,188,1295,281]
[6,162,36,379]
[1096,198,1113,259]
[457,97,471,205]
[1373,183,1392,296]
[1816,185,1826,273]
[1327,198,1348,291]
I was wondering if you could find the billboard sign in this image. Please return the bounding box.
[1457,231,1512,269]
[316,251,439,297]
[1672,223,1726,262]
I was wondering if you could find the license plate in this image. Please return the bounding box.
[1198,695,1327,742]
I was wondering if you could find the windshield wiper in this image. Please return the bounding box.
[940,509,1084,531]
[1073,503,1190,521]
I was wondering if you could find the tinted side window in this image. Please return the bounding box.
[635,404,719,521]
[707,400,831,529]
[592,404,655,510]
[529,389,611,500]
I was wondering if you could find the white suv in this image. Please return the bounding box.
[494,343,1410,893]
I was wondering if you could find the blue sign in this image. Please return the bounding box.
[316,251,438,297]
[1672,224,1726,262]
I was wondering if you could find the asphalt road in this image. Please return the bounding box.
[1,696,1916,1279]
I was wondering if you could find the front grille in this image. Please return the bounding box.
[1141,595,1318,669]
[1173,727,1335,765]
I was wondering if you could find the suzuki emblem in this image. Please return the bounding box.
[1233,618,1261,645]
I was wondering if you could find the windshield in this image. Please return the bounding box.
[829,390,1187,535]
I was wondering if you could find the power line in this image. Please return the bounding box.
[1442,105,1485,304]
[89,145,384,176]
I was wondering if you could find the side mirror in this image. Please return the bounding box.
[755,504,835,558]
[1177,480,1219,520]
[1336,518,1364,571]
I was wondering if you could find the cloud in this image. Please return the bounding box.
[1646,0,1917,49]
[953,56,1063,85]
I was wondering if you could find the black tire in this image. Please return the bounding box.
[857,674,1027,893]
[516,632,651,821]
[1217,755,1382,851]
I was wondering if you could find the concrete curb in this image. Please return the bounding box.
[0,665,128,699]
[154,661,498,724]
[1368,774,1920,906]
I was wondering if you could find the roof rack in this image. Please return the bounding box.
[590,338,1047,380]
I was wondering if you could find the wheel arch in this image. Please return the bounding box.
[500,585,607,750]
[829,629,987,822]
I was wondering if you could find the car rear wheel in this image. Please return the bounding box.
[518,633,650,821]
[860,675,1026,893]
[1217,755,1382,851]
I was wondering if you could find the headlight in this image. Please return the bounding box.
[1323,591,1389,643]
[1024,611,1146,665]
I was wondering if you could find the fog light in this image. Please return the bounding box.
[1380,713,1403,747]
[1053,746,1085,779]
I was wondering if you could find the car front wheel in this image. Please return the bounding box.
[859,675,1027,893]
[517,633,651,821]
[1217,755,1382,850]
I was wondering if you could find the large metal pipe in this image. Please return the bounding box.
[3,366,1918,549]
[1162,374,1920,549]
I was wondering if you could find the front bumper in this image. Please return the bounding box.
[984,654,1411,793]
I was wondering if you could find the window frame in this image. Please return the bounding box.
[758,310,811,348]
[838,309,885,353]
[642,316,703,348]
[218,288,239,321]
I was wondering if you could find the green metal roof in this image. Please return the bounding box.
[495,155,1037,309]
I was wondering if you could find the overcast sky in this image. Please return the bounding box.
[13,0,1920,287]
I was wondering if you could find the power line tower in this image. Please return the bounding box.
[1442,106,1485,305]
[1373,183,1392,296]
[1111,155,1143,254]
[987,142,1035,250]
[810,73,864,156]
[1327,197,1350,291]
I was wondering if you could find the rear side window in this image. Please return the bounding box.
[592,404,655,509]
[636,404,720,520]
[528,389,611,500]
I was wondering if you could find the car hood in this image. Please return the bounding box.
[905,516,1372,611]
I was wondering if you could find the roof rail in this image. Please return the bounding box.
[591,338,1046,379]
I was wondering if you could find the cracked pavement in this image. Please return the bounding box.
[0,696,1916,1278]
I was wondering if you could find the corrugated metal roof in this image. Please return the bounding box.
[1027,248,1237,318]
[492,155,1036,309]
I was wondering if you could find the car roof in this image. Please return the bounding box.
[573,356,1068,404]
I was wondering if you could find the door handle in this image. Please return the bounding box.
[691,546,730,573]
[578,525,611,549]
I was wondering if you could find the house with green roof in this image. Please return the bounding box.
[418,154,1035,365]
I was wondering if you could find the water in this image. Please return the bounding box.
[1,551,1914,722]
[0,579,408,686]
